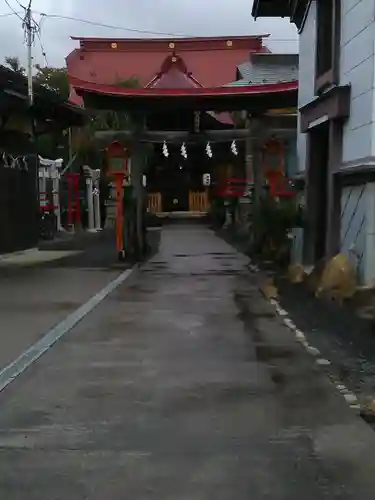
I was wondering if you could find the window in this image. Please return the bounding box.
[316,0,333,76]
[315,0,340,93]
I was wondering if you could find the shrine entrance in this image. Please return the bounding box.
[71,76,298,256]
[149,154,191,213]
[147,143,219,214]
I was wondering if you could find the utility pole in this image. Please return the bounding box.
[24,1,33,107]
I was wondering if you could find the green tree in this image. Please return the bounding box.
[4,56,25,74]
[92,77,140,131]
[116,76,140,89]
[4,56,142,162]
[4,56,70,99]
[33,65,70,100]
[71,76,141,167]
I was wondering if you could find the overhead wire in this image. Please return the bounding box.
[37,12,299,41]
[13,0,26,8]
[3,0,24,21]
[37,12,192,37]
[1,7,299,42]
[36,28,48,66]
[0,10,19,16]
[1,1,48,71]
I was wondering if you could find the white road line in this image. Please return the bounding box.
[306,346,320,356]
[0,266,136,394]
[283,318,296,329]
[336,384,347,392]
[265,285,364,412]
[344,393,358,404]
[316,358,331,366]
[275,306,288,316]
[295,330,306,341]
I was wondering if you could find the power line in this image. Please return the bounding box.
[3,0,24,21]
[13,0,26,8]
[36,28,48,66]
[0,8,21,16]
[0,7,299,42]
[38,13,300,40]
[38,12,191,37]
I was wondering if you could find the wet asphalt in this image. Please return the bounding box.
[0,229,131,371]
[2,224,375,498]
[276,279,375,412]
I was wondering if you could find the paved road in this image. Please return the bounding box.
[0,229,128,370]
[1,224,375,498]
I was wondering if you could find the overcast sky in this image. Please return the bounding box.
[0,0,298,68]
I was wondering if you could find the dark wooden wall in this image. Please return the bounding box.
[0,151,39,254]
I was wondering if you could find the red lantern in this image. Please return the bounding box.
[106,141,130,259]
[106,141,129,175]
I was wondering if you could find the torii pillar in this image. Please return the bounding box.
[106,141,130,260]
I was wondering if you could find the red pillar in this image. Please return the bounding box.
[113,172,126,255]
[66,173,81,229]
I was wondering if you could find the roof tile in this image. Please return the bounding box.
[227,53,298,87]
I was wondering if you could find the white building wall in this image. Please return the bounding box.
[291,1,318,264]
[339,1,375,284]
[292,0,375,283]
[340,0,375,163]
[296,0,316,173]
[297,0,375,168]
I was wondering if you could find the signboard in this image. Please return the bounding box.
[202,173,211,186]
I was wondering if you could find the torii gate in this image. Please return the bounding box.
[38,156,102,234]
[38,155,63,231]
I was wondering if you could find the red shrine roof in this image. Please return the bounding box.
[71,77,297,97]
[70,76,298,113]
[66,34,271,105]
[67,35,297,121]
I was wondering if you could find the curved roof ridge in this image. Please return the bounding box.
[71,34,271,42]
[145,53,203,89]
